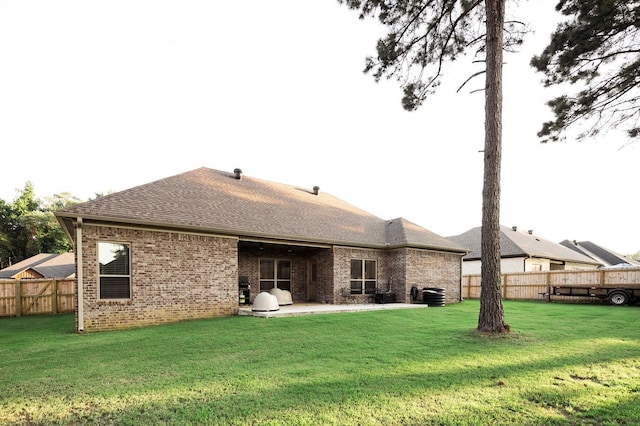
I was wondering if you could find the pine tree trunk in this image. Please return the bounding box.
[478,0,509,334]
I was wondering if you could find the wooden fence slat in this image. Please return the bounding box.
[23,280,52,315]
[52,280,58,314]
[0,278,76,317]
[462,268,640,303]
[15,280,21,317]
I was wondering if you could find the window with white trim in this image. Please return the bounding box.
[98,241,131,299]
[350,259,376,295]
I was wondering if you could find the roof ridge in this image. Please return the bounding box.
[499,225,528,255]
[55,167,464,252]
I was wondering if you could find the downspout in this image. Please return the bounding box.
[459,254,464,301]
[76,217,84,333]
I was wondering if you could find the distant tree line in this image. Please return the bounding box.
[0,182,90,269]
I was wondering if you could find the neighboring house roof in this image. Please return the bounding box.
[447,225,601,266]
[56,167,466,253]
[0,252,75,279]
[560,240,640,267]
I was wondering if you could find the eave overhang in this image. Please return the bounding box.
[55,212,467,254]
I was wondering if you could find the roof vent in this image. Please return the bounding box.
[313,186,320,195]
[233,168,242,180]
[528,230,533,235]
[512,226,517,231]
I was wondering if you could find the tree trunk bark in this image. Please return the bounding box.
[478,0,509,334]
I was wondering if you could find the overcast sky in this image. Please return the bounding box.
[1,0,638,254]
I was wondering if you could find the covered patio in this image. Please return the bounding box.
[238,302,430,318]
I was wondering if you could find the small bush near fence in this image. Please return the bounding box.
[0,278,75,317]
[463,268,640,303]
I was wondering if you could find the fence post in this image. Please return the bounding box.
[51,279,58,314]
[502,274,507,300]
[546,272,551,302]
[15,280,21,317]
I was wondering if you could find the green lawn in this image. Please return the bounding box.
[1,301,639,425]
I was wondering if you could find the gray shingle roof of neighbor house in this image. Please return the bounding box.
[0,252,75,279]
[447,225,602,266]
[560,240,640,267]
[56,167,467,253]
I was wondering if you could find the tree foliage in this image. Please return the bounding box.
[531,0,640,142]
[0,184,80,268]
[338,0,525,110]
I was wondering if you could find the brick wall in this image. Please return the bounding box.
[383,248,407,301]
[79,224,238,332]
[333,247,388,303]
[333,246,462,304]
[405,249,462,303]
[311,249,334,303]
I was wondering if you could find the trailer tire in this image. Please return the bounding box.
[608,290,630,306]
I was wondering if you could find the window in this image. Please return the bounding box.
[98,242,131,299]
[350,259,376,294]
[259,259,291,292]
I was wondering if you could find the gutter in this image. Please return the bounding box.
[56,213,468,254]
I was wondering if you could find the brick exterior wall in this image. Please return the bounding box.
[79,224,238,332]
[74,222,461,332]
[405,249,462,303]
[333,246,462,304]
[333,247,382,303]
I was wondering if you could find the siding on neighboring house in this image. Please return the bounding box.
[13,269,44,279]
[462,257,599,275]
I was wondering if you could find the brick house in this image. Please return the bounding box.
[56,167,467,332]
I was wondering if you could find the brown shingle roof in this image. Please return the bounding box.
[448,225,602,265]
[57,167,466,252]
[0,253,75,279]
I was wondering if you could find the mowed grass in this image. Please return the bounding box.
[1,301,639,425]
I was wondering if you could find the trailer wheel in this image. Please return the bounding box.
[608,290,630,306]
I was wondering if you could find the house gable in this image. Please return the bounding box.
[0,253,74,279]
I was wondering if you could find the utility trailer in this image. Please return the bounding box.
[546,285,640,306]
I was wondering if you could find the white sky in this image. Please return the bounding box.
[1,0,638,255]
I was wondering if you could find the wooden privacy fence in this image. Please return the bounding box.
[0,278,76,317]
[462,268,640,303]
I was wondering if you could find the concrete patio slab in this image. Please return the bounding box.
[238,302,429,318]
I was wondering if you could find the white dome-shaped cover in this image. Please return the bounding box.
[252,292,280,312]
[269,288,293,305]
